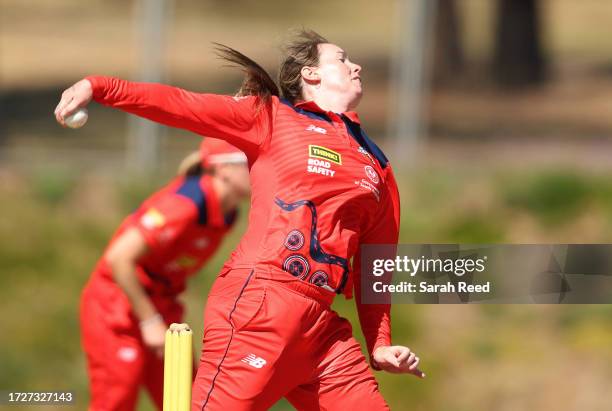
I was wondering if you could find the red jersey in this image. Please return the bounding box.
[87,76,399,356]
[90,174,236,299]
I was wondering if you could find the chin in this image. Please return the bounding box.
[348,92,363,110]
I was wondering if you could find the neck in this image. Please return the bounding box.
[303,89,353,113]
[211,175,239,215]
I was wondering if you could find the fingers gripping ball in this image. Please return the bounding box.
[65,108,88,129]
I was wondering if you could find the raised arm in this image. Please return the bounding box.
[54,76,272,159]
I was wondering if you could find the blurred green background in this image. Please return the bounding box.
[2,0,612,410]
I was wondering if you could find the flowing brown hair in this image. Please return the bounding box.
[214,29,329,105]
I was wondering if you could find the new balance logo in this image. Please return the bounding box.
[306,124,327,134]
[241,354,267,369]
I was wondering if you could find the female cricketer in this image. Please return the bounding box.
[56,30,424,410]
[80,139,249,411]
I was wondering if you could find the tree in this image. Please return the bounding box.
[493,0,547,87]
[433,0,464,86]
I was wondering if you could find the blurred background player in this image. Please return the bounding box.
[79,138,249,411]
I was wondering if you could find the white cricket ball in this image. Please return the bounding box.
[65,107,88,129]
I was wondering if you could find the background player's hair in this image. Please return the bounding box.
[214,29,328,105]
[177,150,204,176]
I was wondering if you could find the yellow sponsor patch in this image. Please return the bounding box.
[309,145,342,165]
[176,255,198,268]
[140,208,166,229]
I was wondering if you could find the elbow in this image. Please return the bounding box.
[104,228,148,283]
[106,248,137,282]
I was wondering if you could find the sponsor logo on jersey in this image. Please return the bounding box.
[241,354,267,369]
[309,271,328,287]
[165,262,181,272]
[159,228,176,244]
[117,347,138,362]
[364,165,380,184]
[306,124,328,134]
[283,254,310,279]
[194,237,210,249]
[355,179,381,202]
[307,158,336,177]
[358,146,376,165]
[176,255,197,268]
[141,208,166,229]
[309,145,342,165]
[284,230,305,251]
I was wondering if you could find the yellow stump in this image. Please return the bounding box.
[163,323,193,411]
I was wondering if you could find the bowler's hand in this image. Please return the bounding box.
[373,345,425,378]
[54,79,93,126]
[139,314,167,358]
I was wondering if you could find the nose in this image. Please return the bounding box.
[352,62,362,74]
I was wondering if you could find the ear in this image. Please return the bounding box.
[301,66,320,85]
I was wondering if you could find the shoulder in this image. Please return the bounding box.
[138,176,201,222]
[360,129,390,169]
[173,175,209,222]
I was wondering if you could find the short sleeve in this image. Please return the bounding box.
[131,194,198,252]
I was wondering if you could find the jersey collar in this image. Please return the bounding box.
[294,100,361,125]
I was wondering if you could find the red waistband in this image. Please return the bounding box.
[220,267,336,306]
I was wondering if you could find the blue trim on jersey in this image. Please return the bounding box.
[274,197,349,294]
[282,98,389,169]
[176,176,208,225]
[280,98,332,123]
[340,115,390,169]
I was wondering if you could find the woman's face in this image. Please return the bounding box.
[315,43,362,108]
[216,163,251,198]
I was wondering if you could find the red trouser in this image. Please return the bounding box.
[191,268,389,411]
[80,279,182,411]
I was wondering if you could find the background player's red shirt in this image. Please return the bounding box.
[87,76,399,357]
[85,174,236,322]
